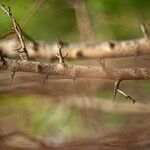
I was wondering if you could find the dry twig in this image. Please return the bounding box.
[140,22,149,40]
[56,43,68,67]
[113,80,135,103]
[0,4,30,60]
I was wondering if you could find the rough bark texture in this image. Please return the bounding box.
[0,58,149,81]
[0,38,150,60]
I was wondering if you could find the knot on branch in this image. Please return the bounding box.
[108,41,115,49]
[56,42,68,67]
[113,79,136,104]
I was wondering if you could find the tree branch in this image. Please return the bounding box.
[0,57,149,81]
[0,37,149,60]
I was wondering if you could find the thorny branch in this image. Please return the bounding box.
[0,57,149,81]
[0,4,149,103]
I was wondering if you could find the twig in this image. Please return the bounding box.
[43,74,49,85]
[117,89,136,104]
[56,43,68,67]
[99,57,105,69]
[10,71,15,85]
[113,80,136,103]
[113,79,121,101]
[0,4,30,60]
[140,22,149,40]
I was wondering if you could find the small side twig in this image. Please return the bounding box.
[56,42,68,67]
[113,79,135,103]
[43,74,49,85]
[10,71,16,85]
[113,79,121,101]
[117,89,136,104]
[99,57,105,69]
[140,22,149,40]
[0,4,30,60]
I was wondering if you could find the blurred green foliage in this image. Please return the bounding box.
[0,0,149,41]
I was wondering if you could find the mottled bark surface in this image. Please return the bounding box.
[0,38,150,60]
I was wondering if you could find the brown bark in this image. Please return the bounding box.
[0,57,149,81]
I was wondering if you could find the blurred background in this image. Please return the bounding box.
[0,0,150,149]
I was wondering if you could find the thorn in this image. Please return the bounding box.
[57,42,68,67]
[57,38,68,47]
[43,74,49,86]
[100,57,105,69]
[140,22,149,40]
[56,53,59,58]
[133,50,140,72]
[113,80,120,101]
[64,53,68,59]
[10,71,16,85]
[73,78,76,84]
[14,47,22,52]
[117,89,136,104]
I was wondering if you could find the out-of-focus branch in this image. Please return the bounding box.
[68,0,95,41]
[0,38,150,60]
[0,131,50,149]
[20,0,45,28]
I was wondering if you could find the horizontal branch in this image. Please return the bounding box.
[0,58,149,81]
[0,37,150,60]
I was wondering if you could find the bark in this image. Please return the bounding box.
[0,38,150,60]
[0,58,149,81]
